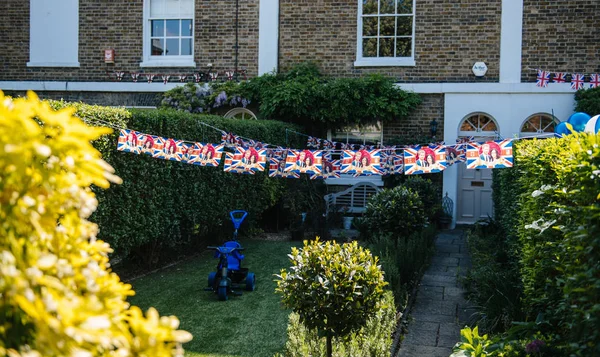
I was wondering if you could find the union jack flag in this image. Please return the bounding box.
[306,136,321,149]
[223,147,266,175]
[225,71,235,81]
[466,140,513,169]
[209,72,219,82]
[221,132,242,147]
[137,134,160,156]
[322,140,335,149]
[194,73,204,83]
[266,147,285,161]
[311,159,341,180]
[131,72,140,82]
[404,145,447,175]
[590,74,600,88]
[269,157,300,179]
[552,72,567,83]
[179,75,187,82]
[456,136,475,144]
[380,152,404,175]
[536,70,550,87]
[189,143,224,167]
[114,71,125,81]
[146,73,156,83]
[162,75,170,84]
[340,149,383,177]
[445,144,467,167]
[155,138,182,161]
[177,143,196,164]
[149,137,166,158]
[571,73,585,90]
[284,149,323,175]
[117,129,142,154]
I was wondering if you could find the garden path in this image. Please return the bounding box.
[396,229,477,357]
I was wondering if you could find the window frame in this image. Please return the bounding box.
[141,0,196,68]
[458,113,499,138]
[354,0,416,67]
[519,113,558,137]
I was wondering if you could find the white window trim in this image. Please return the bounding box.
[354,0,416,67]
[140,0,197,68]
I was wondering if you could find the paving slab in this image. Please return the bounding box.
[397,229,470,357]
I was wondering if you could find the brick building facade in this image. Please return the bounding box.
[1,0,599,225]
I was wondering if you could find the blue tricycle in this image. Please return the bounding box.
[206,210,256,301]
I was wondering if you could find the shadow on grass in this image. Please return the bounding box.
[128,239,303,357]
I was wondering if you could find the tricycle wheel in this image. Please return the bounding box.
[218,286,228,301]
[245,272,256,291]
[208,272,217,288]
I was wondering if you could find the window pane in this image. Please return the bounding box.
[396,37,411,57]
[150,0,164,17]
[181,19,192,36]
[379,38,394,57]
[166,19,180,36]
[363,0,377,15]
[363,17,378,36]
[166,38,179,55]
[151,39,164,55]
[180,0,194,17]
[380,0,395,14]
[151,20,164,37]
[380,17,394,36]
[460,119,476,132]
[363,38,378,57]
[164,0,179,17]
[181,38,192,55]
[396,0,412,14]
[397,16,412,36]
[541,116,556,132]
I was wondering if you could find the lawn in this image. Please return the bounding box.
[127,239,303,357]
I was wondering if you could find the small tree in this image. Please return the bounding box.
[275,239,387,357]
[0,92,192,356]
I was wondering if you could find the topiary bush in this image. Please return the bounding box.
[0,91,191,356]
[359,186,425,241]
[276,291,396,357]
[275,239,388,357]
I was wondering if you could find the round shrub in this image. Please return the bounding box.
[401,176,442,222]
[360,186,425,240]
[275,239,387,356]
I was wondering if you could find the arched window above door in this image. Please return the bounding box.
[520,113,557,136]
[458,113,499,137]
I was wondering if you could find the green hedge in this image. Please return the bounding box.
[489,133,600,355]
[48,101,304,264]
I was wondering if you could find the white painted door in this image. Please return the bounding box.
[456,164,494,224]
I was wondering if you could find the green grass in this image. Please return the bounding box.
[127,239,303,357]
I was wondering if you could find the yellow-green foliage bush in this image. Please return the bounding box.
[0,92,191,356]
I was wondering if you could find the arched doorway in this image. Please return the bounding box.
[456,113,499,224]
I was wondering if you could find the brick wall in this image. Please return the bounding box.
[521,0,600,82]
[383,94,444,141]
[279,0,501,82]
[0,0,259,81]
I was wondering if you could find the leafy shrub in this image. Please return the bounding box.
[275,239,388,357]
[160,81,253,114]
[575,86,600,116]
[490,133,600,355]
[401,176,443,222]
[463,220,524,332]
[359,186,425,240]
[0,92,191,356]
[276,291,396,357]
[368,226,437,310]
[48,101,304,264]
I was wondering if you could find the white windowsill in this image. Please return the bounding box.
[354,58,416,67]
[140,60,197,68]
[27,61,80,67]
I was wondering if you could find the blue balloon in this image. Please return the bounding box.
[554,121,572,136]
[567,112,592,132]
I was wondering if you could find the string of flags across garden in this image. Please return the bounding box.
[88,116,565,179]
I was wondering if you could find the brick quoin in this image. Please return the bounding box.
[0,0,259,81]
